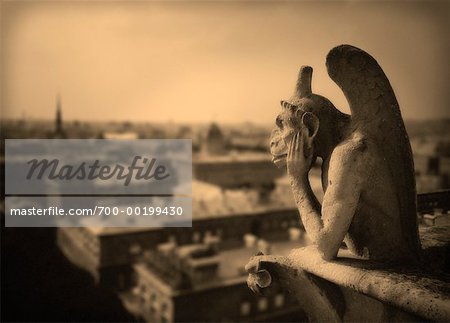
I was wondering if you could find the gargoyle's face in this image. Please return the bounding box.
[270,107,300,168]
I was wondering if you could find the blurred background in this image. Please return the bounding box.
[1,1,449,322]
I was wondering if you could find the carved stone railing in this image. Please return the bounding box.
[246,224,450,322]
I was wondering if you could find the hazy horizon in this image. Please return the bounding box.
[2,1,449,124]
[3,114,449,128]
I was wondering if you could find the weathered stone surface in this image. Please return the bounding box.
[246,224,450,321]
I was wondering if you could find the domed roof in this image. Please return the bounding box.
[207,123,223,139]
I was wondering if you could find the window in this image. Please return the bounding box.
[240,302,251,316]
[258,298,268,312]
[129,243,142,255]
[168,235,177,244]
[161,302,171,323]
[150,294,157,313]
[274,293,285,308]
[192,232,201,243]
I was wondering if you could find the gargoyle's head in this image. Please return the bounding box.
[270,66,339,168]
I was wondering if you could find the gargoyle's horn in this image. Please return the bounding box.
[296,66,313,98]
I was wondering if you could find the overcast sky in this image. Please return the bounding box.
[2,1,449,124]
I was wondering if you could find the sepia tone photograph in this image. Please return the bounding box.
[1,1,449,322]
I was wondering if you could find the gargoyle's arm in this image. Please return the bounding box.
[291,145,366,260]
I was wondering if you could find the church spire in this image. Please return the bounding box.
[53,92,66,138]
[56,93,63,134]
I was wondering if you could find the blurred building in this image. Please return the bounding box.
[417,190,450,227]
[125,240,306,322]
[411,138,450,193]
[57,182,301,291]
[195,123,284,192]
[194,153,284,192]
[201,123,227,155]
[57,179,305,322]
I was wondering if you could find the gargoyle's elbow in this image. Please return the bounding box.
[320,249,337,261]
[316,237,339,261]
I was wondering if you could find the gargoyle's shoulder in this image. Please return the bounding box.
[334,133,371,164]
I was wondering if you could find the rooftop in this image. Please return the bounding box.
[135,238,306,296]
[85,177,302,236]
[194,151,272,163]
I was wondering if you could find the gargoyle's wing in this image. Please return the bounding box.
[326,45,421,256]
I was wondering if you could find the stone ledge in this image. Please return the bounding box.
[246,225,450,322]
[289,247,450,321]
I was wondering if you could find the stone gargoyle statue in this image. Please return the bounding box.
[247,44,422,273]
[245,42,450,322]
[246,45,428,322]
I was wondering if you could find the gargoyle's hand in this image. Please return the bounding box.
[245,253,272,295]
[287,130,314,179]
